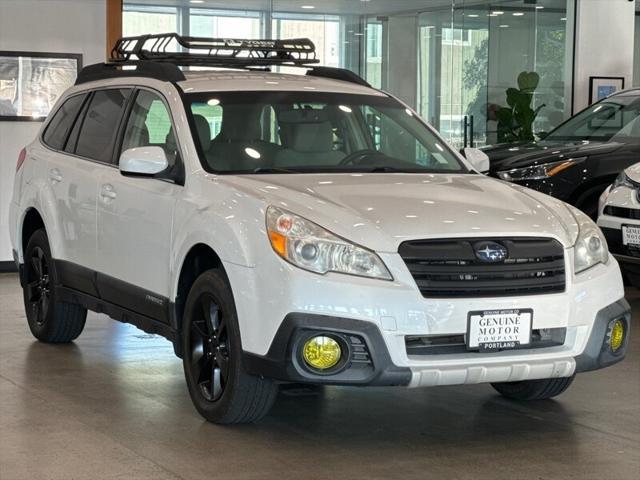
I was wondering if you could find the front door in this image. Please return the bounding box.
[96,89,182,322]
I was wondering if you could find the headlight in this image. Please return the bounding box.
[266,206,392,280]
[612,171,634,189]
[572,207,609,274]
[498,157,586,182]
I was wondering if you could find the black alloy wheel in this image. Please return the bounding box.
[187,294,230,402]
[26,246,51,327]
[181,269,278,424]
[22,228,86,343]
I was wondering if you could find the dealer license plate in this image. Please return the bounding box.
[622,225,640,247]
[467,309,532,352]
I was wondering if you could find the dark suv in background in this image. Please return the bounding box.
[483,89,640,218]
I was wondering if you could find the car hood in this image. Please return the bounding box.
[483,140,623,173]
[218,173,580,252]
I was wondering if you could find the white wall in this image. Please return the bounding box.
[634,12,640,88]
[0,0,105,263]
[573,0,636,113]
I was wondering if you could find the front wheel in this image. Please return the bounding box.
[182,269,278,424]
[491,375,575,401]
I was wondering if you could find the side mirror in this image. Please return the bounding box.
[463,147,490,173]
[119,146,168,176]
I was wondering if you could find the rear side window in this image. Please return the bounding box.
[76,89,131,162]
[42,94,86,150]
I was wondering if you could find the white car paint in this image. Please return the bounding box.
[598,162,640,230]
[9,70,626,388]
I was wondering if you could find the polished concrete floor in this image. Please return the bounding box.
[1,272,639,480]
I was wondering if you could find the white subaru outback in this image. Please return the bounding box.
[9,35,631,424]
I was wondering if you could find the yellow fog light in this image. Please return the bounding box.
[302,336,342,370]
[610,319,625,353]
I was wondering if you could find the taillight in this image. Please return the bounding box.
[16,148,26,171]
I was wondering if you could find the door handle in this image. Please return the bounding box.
[49,168,62,183]
[100,184,117,200]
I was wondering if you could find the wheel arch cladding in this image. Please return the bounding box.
[173,243,228,345]
[21,208,46,257]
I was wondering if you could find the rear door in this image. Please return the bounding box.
[95,88,182,322]
[43,89,131,295]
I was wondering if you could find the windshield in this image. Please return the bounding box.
[546,93,640,142]
[186,91,467,174]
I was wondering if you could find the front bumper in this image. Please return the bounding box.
[244,299,631,387]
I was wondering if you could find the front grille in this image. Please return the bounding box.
[399,237,566,298]
[405,328,567,355]
[603,206,640,220]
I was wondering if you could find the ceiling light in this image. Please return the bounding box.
[513,12,524,16]
[467,14,479,18]
[301,5,316,9]
[560,17,567,21]
[492,11,504,15]
[190,0,204,3]
[536,5,545,9]
[499,24,509,28]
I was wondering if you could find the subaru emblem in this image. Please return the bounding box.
[474,241,508,263]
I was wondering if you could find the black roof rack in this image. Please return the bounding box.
[76,33,370,88]
[111,33,319,67]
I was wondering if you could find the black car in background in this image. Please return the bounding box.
[483,89,640,218]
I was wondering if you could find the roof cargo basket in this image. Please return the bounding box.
[111,33,320,67]
[76,33,370,88]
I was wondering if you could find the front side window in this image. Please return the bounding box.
[186,91,466,174]
[546,94,640,142]
[42,94,86,150]
[121,89,179,166]
[75,89,131,162]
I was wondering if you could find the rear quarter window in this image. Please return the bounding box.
[42,94,87,150]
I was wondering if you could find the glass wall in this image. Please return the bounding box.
[123,0,574,148]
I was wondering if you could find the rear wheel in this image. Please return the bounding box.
[491,375,575,401]
[182,269,278,424]
[23,229,87,343]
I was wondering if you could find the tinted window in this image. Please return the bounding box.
[76,89,131,162]
[547,94,640,142]
[42,94,86,150]
[121,90,179,167]
[187,91,465,174]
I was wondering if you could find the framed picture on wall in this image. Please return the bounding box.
[0,51,82,121]
[588,76,625,105]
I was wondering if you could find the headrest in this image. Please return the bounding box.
[193,114,211,150]
[279,109,330,124]
[286,121,334,153]
[216,105,261,142]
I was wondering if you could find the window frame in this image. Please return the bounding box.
[41,92,89,151]
[71,87,134,166]
[113,86,186,185]
[39,87,131,169]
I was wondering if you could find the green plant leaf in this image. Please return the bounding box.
[517,71,540,93]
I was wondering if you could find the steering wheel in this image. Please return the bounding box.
[338,149,383,166]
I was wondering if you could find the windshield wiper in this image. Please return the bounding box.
[364,166,419,173]
[252,167,300,174]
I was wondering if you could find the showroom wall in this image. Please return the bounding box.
[573,0,636,112]
[634,7,640,87]
[0,0,105,263]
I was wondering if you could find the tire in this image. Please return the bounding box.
[182,269,278,424]
[22,229,87,343]
[491,375,575,401]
